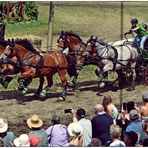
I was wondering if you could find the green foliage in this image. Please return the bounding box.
[25,2,39,20]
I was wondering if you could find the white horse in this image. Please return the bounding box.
[85,36,138,90]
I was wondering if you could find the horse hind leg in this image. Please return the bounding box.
[58,69,67,101]
[126,63,136,91]
[35,76,45,98]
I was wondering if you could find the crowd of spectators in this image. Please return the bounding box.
[0,93,147,147]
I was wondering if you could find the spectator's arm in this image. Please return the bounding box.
[107,105,113,117]
[71,109,78,122]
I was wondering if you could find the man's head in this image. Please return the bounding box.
[94,104,104,114]
[110,124,122,139]
[129,110,139,121]
[124,131,138,146]
[142,118,148,134]
[76,108,86,119]
[142,93,148,103]
[51,115,60,125]
[131,18,138,28]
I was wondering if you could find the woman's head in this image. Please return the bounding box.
[102,95,112,111]
[127,101,135,113]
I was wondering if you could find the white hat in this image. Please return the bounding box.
[13,134,30,147]
[68,122,83,137]
[0,118,8,133]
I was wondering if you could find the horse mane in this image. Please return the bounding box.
[14,39,37,53]
[0,40,10,47]
[96,38,108,46]
[65,31,82,42]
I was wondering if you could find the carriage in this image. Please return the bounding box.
[123,34,148,84]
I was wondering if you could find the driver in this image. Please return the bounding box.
[124,18,148,50]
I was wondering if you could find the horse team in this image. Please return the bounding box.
[0,31,147,101]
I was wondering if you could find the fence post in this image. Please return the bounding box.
[47,1,54,51]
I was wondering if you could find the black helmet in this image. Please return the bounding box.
[131,18,138,24]
[51,115,60,124]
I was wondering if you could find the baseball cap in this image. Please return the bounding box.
[129,110,139,120]
[76,108,86,118]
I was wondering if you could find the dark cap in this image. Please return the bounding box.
[129,110,139,120]
[76,108,86,118]
[51,115,60,124]
[142,93,148,102]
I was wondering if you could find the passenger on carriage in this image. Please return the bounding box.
[124,18,148,50]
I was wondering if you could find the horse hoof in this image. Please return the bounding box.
[126,87,134,91]
[99,82,105,88]
[39,89,47,98]
[3,82,8,89]
[67,82,75,89]
[21,88,28,95]
[58,96,66,101]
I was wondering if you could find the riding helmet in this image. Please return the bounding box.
[131,18,138,24]
[51,115,60,124]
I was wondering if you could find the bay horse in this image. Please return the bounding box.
[57,31,108,88]
[57,31,98,88]
[0,39,33,90]
[0,39,68,101]
[85,36,138,90]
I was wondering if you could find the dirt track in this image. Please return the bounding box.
[0,77,148,136]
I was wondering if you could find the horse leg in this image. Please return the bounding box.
[0,75,13,89]
[58,69,67,101]
[34,76,45,97]
[18,68,36,95]
[99,63,113,88]
[127,63,136,91]
[39,75,53,97]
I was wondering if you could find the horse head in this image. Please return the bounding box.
[0,39,16,61]
[57,31,69,51]
[86,36,98,54]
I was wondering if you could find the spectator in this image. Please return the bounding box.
[143,138,148,147]
[119,101,136,137]
[139,93,148,120]
[88,138,101,147]
[68,122,83,147]
[29,136,40,147]
[0,118,16,147]
[27,114,48,147]
[141,118,148,145]
[123,131,138,146]
[46,115,69,147]
[102,95,119,124]
[109,124,125,147]
[13,134,30,147]
[122,101,135,122]
[91,104,113,146]
[126,109,145,143]
[71,108,92,146]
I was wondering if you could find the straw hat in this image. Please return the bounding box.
[68,122,83,137]
[13,134,30,147]
[27,114,43,129]
[0,118,8,133]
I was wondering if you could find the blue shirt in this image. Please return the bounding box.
[126,120,145,139]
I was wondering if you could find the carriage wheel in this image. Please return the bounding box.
[144,64,148,84]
